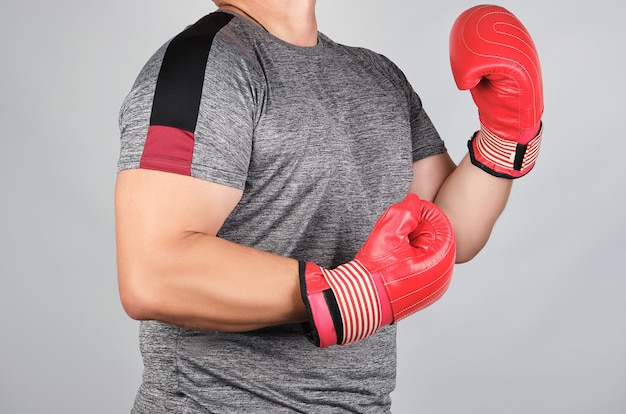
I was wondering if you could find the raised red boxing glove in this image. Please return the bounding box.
[450,5,544,178]
[300,194,456,348]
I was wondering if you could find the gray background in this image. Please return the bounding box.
[1,0,624,413]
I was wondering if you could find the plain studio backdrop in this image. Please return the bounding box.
[1,1,624,413]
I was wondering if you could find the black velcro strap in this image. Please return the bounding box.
[513,143,527,171]
[323,290,344,345]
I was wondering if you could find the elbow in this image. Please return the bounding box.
[119,290,150,321]
[117,267,159,321]
[454,237,488,264]
[455,250,478,264]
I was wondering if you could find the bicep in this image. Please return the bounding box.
[408,152,457,201]
[115,168,243,249]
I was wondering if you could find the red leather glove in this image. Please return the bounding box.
[450,5,544,178]
[300,194,456,348]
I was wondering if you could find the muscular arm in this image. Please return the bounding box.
[411,5,542,264]
[115,168,308,331]
[410,144,512,263]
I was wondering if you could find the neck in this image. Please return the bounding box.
[217,0,318,47]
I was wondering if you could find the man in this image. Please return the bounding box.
[115,1,543,412]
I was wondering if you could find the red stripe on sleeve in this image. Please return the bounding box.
[140,125,194,176]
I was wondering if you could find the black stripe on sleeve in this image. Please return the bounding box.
[149,12,234,132]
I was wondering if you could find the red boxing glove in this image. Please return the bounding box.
[300,194,456,348]
[450,5,544,178]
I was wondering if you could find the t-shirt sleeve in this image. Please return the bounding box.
[374,53,448,162]
[407,87,448,163]
[117,13,262,190]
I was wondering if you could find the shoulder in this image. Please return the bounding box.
[321,33,408,87]
[120,12,265,120]
[321,34,399,68]
[132,12,263,88]
[161,12,264,78]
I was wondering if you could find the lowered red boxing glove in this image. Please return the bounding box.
[450,5,544,178]
[300,194,456,348]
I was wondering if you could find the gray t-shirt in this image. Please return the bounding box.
[118,11,446,413]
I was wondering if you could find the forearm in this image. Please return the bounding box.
[439,5,543,263]
[434,153,512,263]
[117,232,307,332]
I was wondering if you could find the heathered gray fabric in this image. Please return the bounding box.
[118,11,447,414]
